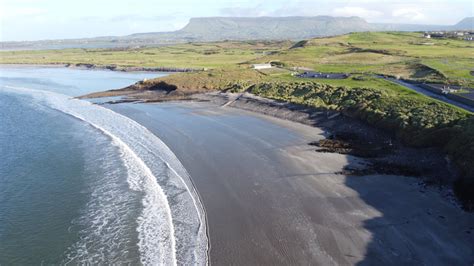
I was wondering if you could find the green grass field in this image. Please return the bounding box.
[254,32,474,86]
[2,32,473,87]
[0,41,289,69]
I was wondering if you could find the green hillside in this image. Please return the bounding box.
[258,32,474,86]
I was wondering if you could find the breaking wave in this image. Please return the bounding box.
[1,85,209,265]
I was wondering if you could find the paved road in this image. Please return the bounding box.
[382,77,474,113]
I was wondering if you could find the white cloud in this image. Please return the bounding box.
[332,6,384,19]
[220,6,269,17]
[0,6,46,18]
[392,8,426,22]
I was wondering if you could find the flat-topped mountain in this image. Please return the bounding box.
[128,16,473,41]
[169,16,372,40]
[1,16,472,50]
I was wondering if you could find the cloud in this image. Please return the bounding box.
[392,8,426,21]
[219,6,269,17]
[332,6,384,19]
[220,3,387,20]
[0,7,46,18]
[108,14,179,22]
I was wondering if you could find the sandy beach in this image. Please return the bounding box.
[107,101,473,265]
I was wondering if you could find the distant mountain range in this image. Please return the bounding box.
[1,16,473,50]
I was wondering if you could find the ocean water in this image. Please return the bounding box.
[0,66,208,265]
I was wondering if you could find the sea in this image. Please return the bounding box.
[0,66,208,265]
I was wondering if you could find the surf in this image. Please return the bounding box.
[1,85,209,265]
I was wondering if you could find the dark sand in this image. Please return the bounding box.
[108,101,474,265]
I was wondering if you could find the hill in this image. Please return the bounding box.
[153,16,373,41]
[453,17,474,30]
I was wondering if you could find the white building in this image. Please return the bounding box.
[252,63,272,70]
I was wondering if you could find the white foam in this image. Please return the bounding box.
[1,85,209,265]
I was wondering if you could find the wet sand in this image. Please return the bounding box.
[107,101,474,265]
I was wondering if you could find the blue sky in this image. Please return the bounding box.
[0,0,472,41]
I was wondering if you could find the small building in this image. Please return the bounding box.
[430,32,445,38]
[297,71,349,79]
[252,63,272,70]
[423,33,431,39]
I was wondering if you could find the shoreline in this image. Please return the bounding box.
[79,73,474,211]
[87,88,470,207]
[92,90,462,193]
[192,92,460,186]
[3,62,471,263]
[106,100,474,264]
[0,63,203,73]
